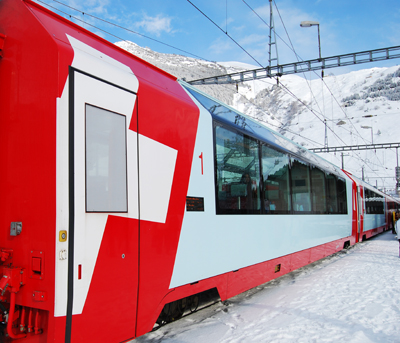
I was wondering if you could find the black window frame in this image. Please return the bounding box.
[213,120,348,216]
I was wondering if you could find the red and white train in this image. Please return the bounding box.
[0,1,399,342]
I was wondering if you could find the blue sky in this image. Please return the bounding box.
[35,0,400,75]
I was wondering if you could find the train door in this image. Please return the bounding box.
[357,185,364,242]
[65,68,140,342]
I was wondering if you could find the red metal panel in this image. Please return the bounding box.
[0,0,73,341]
[290,248,311,270]
[310,244,326,262]
[135,81,199,337]
[342,171,361,245]
[324,240,344,256]
[70,216,139,342]
[226,261,271,299]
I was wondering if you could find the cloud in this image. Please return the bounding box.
[84,0,110,15]
[239,34,268,47]
[209,37,235,56]
[64,0,110,15]
[135,14,173,36]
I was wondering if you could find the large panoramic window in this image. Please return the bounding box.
[326,173,338,214]
[215,124,261,214]
[291,158,312,213]
[364,188,384,214]
[85,104,127,212]
[337,177,348,214]
[261,145,291,213]
[212,121,347,216]
[311,166,327,214]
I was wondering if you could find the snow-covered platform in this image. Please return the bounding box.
[134,230,400,343]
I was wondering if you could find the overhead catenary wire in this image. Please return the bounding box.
[241,0,375,156]
[185,0,264,68]
[41,0,367,150]
[244,0,370,148]
[37,0,210,61]
[242,0,389,182]
[36,0,316,145]
[184,0,355,149]
[36,0,393,188]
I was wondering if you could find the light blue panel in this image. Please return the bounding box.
[364,214,386,232]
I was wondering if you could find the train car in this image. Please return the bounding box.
[343,172,396,242]
[0,1,398,342]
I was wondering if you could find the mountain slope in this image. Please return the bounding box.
[116,40,400,193]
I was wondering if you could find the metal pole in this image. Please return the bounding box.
[317,24,321,60]
[317,24,323,77]
[370,127,373,145]
[341,152,344,169]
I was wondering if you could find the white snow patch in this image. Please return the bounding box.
[134,231,400,343]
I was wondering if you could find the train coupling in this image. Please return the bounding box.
[0,267,26,300]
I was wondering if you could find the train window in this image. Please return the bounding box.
[261,145,290,214]
[85,104,127,212]
[214,125,261,214]
[310,166,326,214]
[326,173,338,214]
[365,189,384,214]
[337,178,348,214]
[291,158,311,213]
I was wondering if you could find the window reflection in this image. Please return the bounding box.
[215,125,261,214]
[291,159,311,213]
[261,145,290,213]
[311,167,327,214]
[213,121,347,216]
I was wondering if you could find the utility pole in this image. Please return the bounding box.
[396,147,400,196]
[324,119,328,148]
[268,0,279,84]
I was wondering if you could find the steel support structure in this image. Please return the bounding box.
[309,142,400,153]
[188,45,400,85]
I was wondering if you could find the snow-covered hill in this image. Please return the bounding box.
[116,40,400,193]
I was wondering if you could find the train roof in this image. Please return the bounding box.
[181,81,346,179]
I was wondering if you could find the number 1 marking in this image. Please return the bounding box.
[199,152,203,175]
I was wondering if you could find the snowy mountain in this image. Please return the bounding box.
[116,41,400,194]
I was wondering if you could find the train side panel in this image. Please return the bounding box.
[169,88,355,291]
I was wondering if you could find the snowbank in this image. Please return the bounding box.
[135,231,400,343]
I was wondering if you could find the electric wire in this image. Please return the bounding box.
[38,1,320,148]
[244,0,388,183]
[185,0,352,149]
[36,0,393,188]
[185,0,264,68]
[37,0,210,61]
[243,0,371,148]
[40,0,363,150]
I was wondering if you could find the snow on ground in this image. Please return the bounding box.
[134,231,400,343]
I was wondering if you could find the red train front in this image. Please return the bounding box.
[0,0,199,341]
[0,1,397,342]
